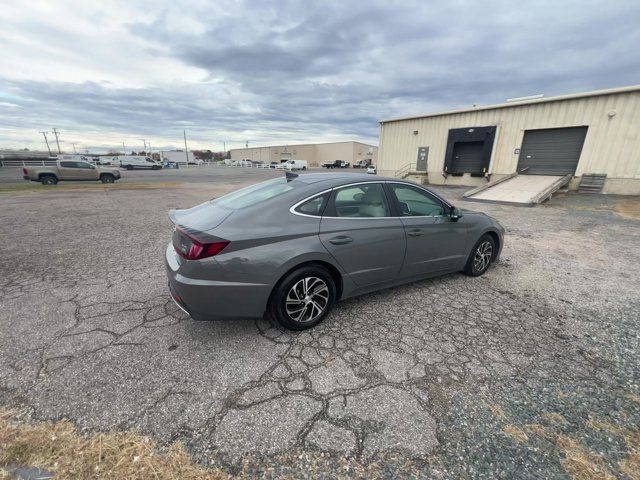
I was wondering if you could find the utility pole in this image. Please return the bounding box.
[220,140,226,152]
[245,140,249,148]
[39,131,52,156]
[71,143,77,153]
[122,142,126,154]
[183,130,189,165]
[52,128,62,153]
[141,139,147,150]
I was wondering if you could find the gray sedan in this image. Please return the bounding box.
[166,172,504,329]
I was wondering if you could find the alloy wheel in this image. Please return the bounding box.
[473,241,493,272]
[285,277,329,323]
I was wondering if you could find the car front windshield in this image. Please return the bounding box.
[211,177,295,209]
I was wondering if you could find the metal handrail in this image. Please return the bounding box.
[393,163,416,178]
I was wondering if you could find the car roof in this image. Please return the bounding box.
[282,172,455,210]
[293,172,389,187]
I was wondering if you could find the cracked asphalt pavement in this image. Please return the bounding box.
[1,168,639,478]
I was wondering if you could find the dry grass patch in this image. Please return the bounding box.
[503,425,528,443]
[0,409,225,480]
[487,404,507,420]
[556,435,616,480]
[526,423,553,440]
[543,412,568,425]
[588,418,640,480]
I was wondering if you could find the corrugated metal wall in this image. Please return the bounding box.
[378,91,640,192]
[230,142,378,167]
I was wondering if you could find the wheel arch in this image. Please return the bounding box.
[484,229,501,252]
[268,257,345,307]
[38,172,58,180]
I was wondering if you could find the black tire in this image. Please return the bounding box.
[302,166,307,170]
[125,164,133,170]
[40,175,58,185]
[269,265,336,330]
[463,234,496,276]
[100,174,115,184]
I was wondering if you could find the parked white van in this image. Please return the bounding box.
[281,159,308,171]
[119,156,162,170]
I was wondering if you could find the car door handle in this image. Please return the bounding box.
[407,229,423,237]
[329,235,353,245]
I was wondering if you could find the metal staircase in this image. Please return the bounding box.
[578,174,607,194]
[393,163,416,179]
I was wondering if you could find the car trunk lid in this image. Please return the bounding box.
[168,202,232,232]
[169,203,232,261]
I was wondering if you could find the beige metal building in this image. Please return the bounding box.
[378,85,640,195]
[230,141,377,167]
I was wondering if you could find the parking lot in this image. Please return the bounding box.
[1,168,639,478]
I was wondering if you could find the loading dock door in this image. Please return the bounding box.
[517,127,587,175]
[451,142,484,174]
[443,126,496,175]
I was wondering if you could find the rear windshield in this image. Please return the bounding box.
[212,177,295,209]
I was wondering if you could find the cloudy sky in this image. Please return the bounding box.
[1,0,639,153]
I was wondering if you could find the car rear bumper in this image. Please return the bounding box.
[164,243,271,321]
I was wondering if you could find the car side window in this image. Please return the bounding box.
[390,184,445,216]
[331,183,390,218]
[60,161,77,168]
[295,193,329,216]
[77,162,93,169]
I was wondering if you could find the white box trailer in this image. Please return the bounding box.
[160,151,202,165]
[57,154,92,163]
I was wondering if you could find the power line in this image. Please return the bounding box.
[39,131,51,156]
[52,128,61,153]
[183,130,189,164]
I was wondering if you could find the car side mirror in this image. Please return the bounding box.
[398,201,410,215]
[450,207,463,221]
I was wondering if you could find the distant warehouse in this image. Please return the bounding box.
[378,85,640,195]
[230,141,377,167]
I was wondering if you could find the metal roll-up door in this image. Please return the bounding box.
[451,141,484,174]
[517,127,587,175]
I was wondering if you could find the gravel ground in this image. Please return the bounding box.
[1,170,639,478]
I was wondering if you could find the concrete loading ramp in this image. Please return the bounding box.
[463,174,572,206]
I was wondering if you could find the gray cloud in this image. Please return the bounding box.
[1,0,639,151]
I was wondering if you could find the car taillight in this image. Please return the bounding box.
[173,227,229,261]
[22,168,27,175]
